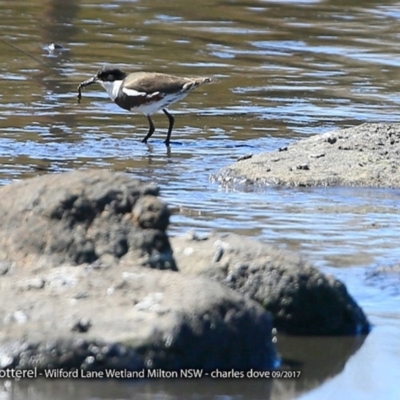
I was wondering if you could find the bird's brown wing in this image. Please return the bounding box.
[122,72,192,95]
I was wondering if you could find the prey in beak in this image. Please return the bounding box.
[77,75,98,103]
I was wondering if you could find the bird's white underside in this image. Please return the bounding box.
[99,80,191,115]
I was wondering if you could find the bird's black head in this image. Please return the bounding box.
[96,66,127,82]
[78,66,127,89]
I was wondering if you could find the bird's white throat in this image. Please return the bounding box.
[99,80,123,101]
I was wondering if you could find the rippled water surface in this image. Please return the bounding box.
[1,0,400,399]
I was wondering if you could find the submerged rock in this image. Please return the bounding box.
[172,233,370,336]
[219,123,400,188]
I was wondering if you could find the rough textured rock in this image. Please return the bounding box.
[171,232,370,335]
[0,170,175,270]
[218,123,400,188]
[0,171,277,371]
[0,265,277,371]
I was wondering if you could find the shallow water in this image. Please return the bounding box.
[1,0,400,398]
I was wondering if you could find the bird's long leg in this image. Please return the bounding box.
[163,109,175,147]
[142,115,155,143]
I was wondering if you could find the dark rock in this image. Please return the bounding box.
[172,233,370,336]
[0,170,176,270]
[295,164,310,170]
[237,153,253,161]
[71,319,92,333]
[218,123,400,187]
